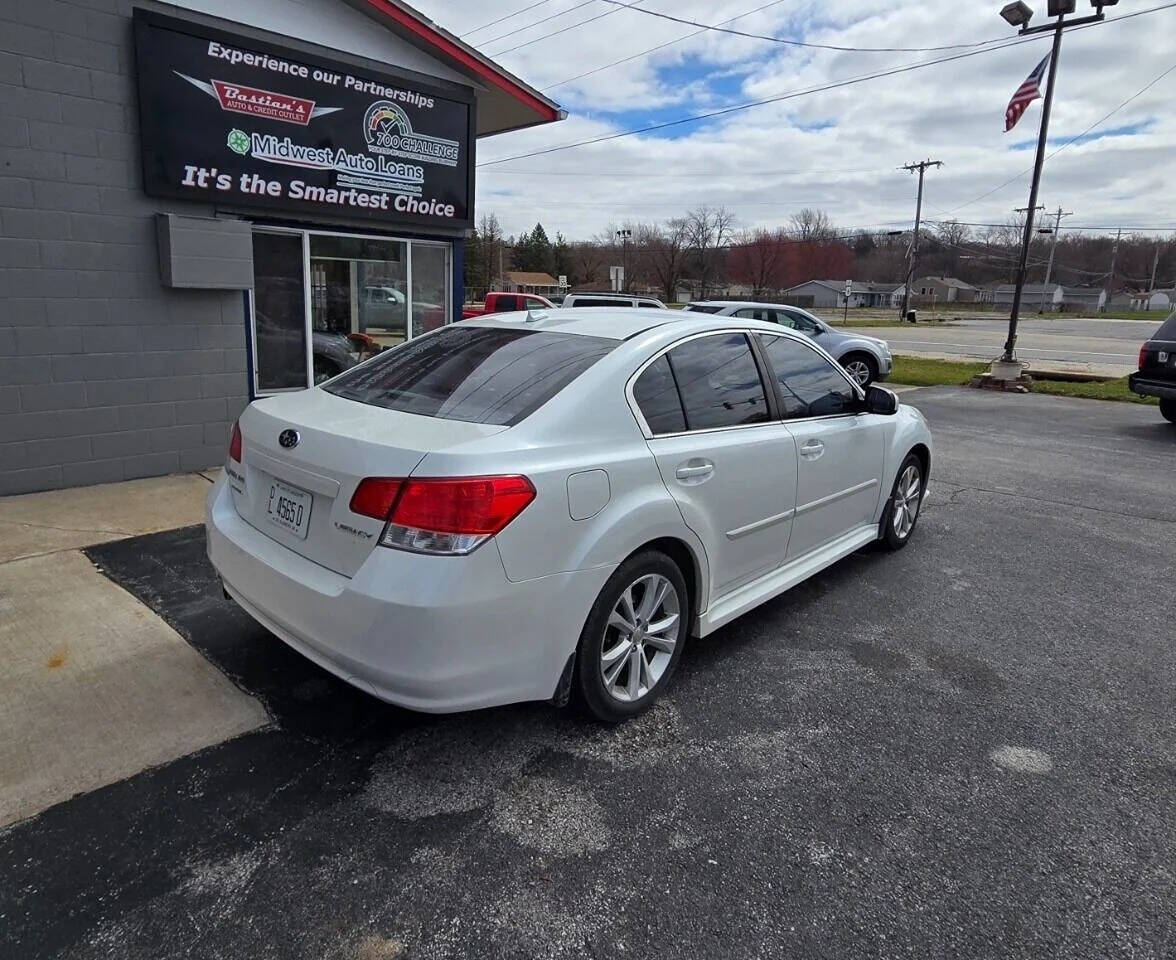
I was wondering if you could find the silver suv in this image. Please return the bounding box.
[684,301,892,386]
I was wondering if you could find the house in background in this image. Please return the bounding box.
[993,283,1064,311]
[502,271,562,296]
[781,280,898,309]
[1130,288,1175,311]
[912,277,980,303]
[1061,287,1108,313]
[977,281,1003,304]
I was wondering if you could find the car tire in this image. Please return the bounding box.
[879,453,924,550]
[575,550,689,723]
[841,352,878,387]
[1161,398,1176,424]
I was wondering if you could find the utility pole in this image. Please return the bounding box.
[1105,226,1122,312]
[1039,205,1072,313]
[1148,243,1161,293]
[897,159,943,323]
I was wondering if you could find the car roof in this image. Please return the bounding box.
[690,300,811,310]
[567,292,661,301]
[464,308,812,347]
[464,307,679,340]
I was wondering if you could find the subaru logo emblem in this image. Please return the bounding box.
[278,429,300,449]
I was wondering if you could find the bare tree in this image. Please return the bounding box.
[686,205,736,298]
[638,218,690,301]
[788,208,836,242]
[729,228,789,297]
[569,240,606,288]
[479,212,505,290]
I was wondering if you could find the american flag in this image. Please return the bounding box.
[1005,54,1051,132]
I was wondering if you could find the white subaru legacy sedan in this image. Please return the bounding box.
[206,310,931,722]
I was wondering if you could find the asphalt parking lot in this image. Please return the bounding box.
[2,387,1174,960]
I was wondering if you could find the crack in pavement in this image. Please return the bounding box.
[928,478,1176,525]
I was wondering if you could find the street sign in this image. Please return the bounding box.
[609,265,624,292]
[558,274,567,288]
[844,280,852,299]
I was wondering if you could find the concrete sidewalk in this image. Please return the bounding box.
[0,472,267,827]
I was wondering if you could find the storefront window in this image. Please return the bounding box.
[310,234,409,349]
[252,232,308,391]
[411,242,450,339]
[251,229,453,396]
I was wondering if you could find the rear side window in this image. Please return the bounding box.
[632,355,686,434]
[1155,311,1176,340]
[757,335,856,418]
[684,304,722,314]
[569,297,627,307]
[325,325,616,426]
[667,334,769,430]
[495,295,520,311]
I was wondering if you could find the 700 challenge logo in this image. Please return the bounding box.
[363,101,459,168]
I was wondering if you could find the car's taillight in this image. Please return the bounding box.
[228,421,242,463]
[1139,344,1149,370]
[350,475,536,555]
[349,478,404,521]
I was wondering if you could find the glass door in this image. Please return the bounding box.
[250,228,452,395]
[251,231,310,392]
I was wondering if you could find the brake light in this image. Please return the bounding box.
[228,421,242,463]
[1139,344,1149,370]
[349,478,404,520]
[350,475,536,555]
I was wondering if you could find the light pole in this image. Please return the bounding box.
[993,0,1114,374]
[615,228,631,292]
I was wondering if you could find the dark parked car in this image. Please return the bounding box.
[1128,310,1176,424]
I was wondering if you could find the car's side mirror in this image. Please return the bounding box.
[863,384,899,415]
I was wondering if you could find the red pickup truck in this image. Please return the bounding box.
[462,292,556,319]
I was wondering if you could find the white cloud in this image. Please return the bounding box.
[412,0,1176,239]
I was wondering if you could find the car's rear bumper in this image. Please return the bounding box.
[205,476,613,713]
[1128,373,1176,400]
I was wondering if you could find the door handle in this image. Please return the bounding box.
[800,440,825,460]
[675,462,714,480]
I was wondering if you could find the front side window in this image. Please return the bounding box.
[666,334,769,430]
[326,326,616,426]
[684,304,722,314]
[782,310,821,334]
[757,335,857,418]
[638,301,662,308]
[569,297,627,308]
[632,355,686,435]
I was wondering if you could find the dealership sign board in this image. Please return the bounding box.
[133,10,475,228]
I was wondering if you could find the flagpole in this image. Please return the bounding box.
[1000,19,1063,364]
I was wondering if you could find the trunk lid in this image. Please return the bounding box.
[231,389,508,576]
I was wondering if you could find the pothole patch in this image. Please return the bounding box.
[990,744,1054,775]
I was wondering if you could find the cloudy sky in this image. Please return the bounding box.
[408,0,1175,242]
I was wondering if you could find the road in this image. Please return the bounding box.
[846,315,1161,376]
[2,390,1174,960]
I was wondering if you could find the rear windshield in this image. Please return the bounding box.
[1155,311,1176,340]
[684,304,723,314]
[324,325,617,426]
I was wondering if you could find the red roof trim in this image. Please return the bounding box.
[360,0,560,123]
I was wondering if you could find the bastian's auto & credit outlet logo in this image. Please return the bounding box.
[174,72,342,125]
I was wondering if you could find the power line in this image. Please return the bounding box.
[545,0,788,90]
[479,0,596,49]
[598,0,1014,53]
[478,33,1045,167]
[460,0,555,38]
[476,0,1174,170]
[488,0,652,57]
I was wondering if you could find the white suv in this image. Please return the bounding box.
[563,293,667,309]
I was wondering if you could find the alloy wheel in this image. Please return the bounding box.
[845,359,872,386]
[891,463,922,539]
[600,573,680,703]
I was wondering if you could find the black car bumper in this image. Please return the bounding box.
[1128,373,1176,400]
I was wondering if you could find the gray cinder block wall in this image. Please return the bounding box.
[1,0,247,496]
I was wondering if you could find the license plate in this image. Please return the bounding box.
[266,480,312,539]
